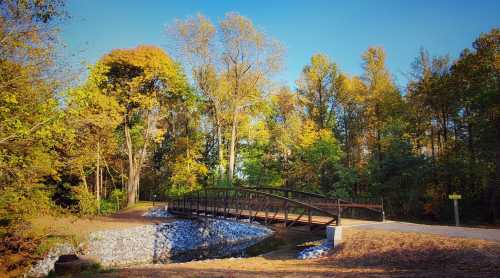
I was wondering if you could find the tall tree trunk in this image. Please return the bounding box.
[216,112,225,178]
[96,140,101,213]
[124,121,136,207]
[80,166,88,190]
[228,110,238,185]
[101,168,105,199]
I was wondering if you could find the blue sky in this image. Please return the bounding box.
[61,0,499,89]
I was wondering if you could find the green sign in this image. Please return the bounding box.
[448,193,462,200]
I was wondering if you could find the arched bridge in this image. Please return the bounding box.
[166,187,384,230]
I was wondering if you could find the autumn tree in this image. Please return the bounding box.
[0,0,66,230]
[297,53,340,130]
[168,14,226,178]
[361,47,402,161]
[168,12,283,184]
[65,65,123,210]
[335,74,367,169]
[94,45,191,206]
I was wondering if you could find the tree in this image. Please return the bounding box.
[220,13,283,184]
[168,12,284,184]
[94,45,191,206]
[336,74,368,169]
[361,46,402,162]
[65,65,123,210]
[297,53,339,129]
[0,0,66,230]
[168,14,226,178]
[451,28,499,223]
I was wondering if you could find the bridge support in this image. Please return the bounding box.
[326,225,343,247]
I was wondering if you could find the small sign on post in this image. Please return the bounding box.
[448,193,462,226]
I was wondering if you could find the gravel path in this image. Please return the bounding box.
[349,221,500,241]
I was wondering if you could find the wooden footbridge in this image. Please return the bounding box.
[165,187,384,230]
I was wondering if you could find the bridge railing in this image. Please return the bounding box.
[240,186,384,222]
[166,187,340,229]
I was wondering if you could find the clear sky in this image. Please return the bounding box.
[61,0,499,89]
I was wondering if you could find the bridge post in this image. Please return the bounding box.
[381,197,385,222]
[224,190,228,217]
[264,196,269,224]
[196,191,200,215]
[204,188,207,217]
[284,200,288,228]
[248,192,253,223]
[308,208,312,231]
[337,199,342,226]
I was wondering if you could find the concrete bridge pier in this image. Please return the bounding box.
[326,225,342,247]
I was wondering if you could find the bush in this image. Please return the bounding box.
[110,189,125,207]
[0,186,54,234]
[71,185,97,216]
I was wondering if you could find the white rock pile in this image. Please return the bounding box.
[297,240,332,260]
[142,207,172,218]
[86,217,272,266]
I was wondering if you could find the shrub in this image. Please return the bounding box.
[71,185,97,216]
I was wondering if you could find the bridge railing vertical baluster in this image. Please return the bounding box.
[214,190,218,216]
[264,195,269,224]
[203,188,207,217]
[238,190,243,219]
[224,189,227,217]
[337,199,342,226]
[284,199,288,228]
[381,197,385,222]
[197,191,200,215]
[248,192,252,222]
[308,208,312,231]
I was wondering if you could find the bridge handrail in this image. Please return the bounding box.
[175,187,340,219]
[240,186,383,212]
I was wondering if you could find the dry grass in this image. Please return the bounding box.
[28,202,164,241]
[92,228,500,278]
[320,229,500,276]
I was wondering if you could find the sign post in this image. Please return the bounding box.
[448,193,462,226]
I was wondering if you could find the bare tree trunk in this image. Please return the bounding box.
[80,166,88,190]
[228,110,238,185]
[215,112,225,178]
[102,168,105,199]
[96,140,101,213]
[125,112,155,206]
[124,122,136,207]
